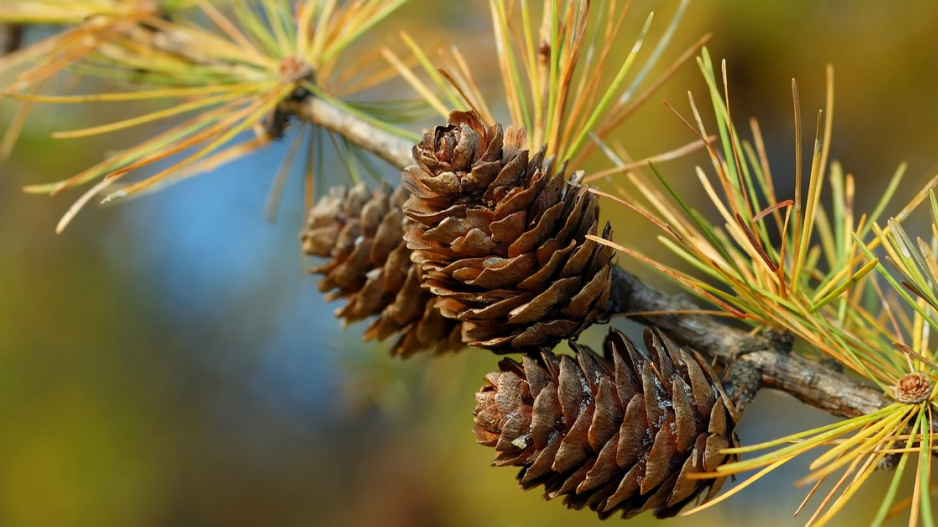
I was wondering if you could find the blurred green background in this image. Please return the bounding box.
[2,1,938,526]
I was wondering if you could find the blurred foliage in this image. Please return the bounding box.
[3,1,938,526]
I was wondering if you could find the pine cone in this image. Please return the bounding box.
[402,110,614,352]
[473,328,739,519]
[302,182,463,357]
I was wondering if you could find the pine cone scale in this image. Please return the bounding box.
[473,328,740,519]
[589,379,621,448]
[402,110,614,351]
[302,182,463,357]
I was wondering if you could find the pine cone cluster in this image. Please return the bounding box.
[402,110,614,352]
[302,182,463,357]
[473,328,739,519]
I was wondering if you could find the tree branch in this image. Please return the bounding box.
[282,98,413,170]
[605,266,888,418]
[278,94,893,421]
[120,21,893,422]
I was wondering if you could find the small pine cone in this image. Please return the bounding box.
[402,110,614,352]
[302,182,463,357]
[473,328,739,519]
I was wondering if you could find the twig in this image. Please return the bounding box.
[606,266,887,417]
[283,98,412,170]
[116,19,893,422]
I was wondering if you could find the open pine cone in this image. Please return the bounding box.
[473,327,739,519]
[402,110,614,352]
[302,182,463,357]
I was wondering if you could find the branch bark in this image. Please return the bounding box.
[606,267,887,417]
[290,97,892,420]
[283,98,413,170]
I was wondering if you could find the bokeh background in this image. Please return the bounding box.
[3,1,938,526]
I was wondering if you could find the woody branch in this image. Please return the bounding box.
[110,22,892,419]
[291,94,889,419]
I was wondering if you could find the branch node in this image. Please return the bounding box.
[723,360,761,415]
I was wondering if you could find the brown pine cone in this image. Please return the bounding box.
[402,110,614,352]
[473,328,739,519]
[302,182,463,357]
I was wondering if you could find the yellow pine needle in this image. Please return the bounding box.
[802,453,861,525]
[696,170,758,270]
[587,187,671,232]
[542,0,561,146]
[102,85,291,202]
[295,1,314,51]
[23,100,238,195]
[918,405,935,527]
[563,11,652,161]
[919,239,938,294]
[321,0,406,65]
[810,249,870,304]
[620,309,739,318]
[260,0,291,54]
[424,45,496,124]
[328,47,402,96]
[266,125,306,221]
[97,96,273,180]
[719,60,755,221]
[811,258,880,312]
[55,176,115,234]
[581,137,710,183]
[140,15,275,69]
[810,451,883,527]
[448,46,495,124]
[4,83,265,103]
[518,0,541,138]
[749,118,784,228]
[557,0,629,154]
[572,32,711,168]
[0,80,40,159]
[791,79,805,276]
[813,205,838,270]
[775,206,794,298]
[587,234,749,319]
[0,0,143,24]
[5,28,106,91]
[124,135,271,202]
[802,409,909,480]
[308,0,338,61]
[197,0,265,62]
[736,213,779,275]
[51,90,250,139]
[303,126,317,213]
[380,47,448,117]
[720,405,899,456]
[682,456,795,516]
[893,343,938,373]
[396,31,465,111]
[437,67,491,126]
[239,0,294,57]
[489,0,526,131]
[626,171,693,241]
[547,2,585,152]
